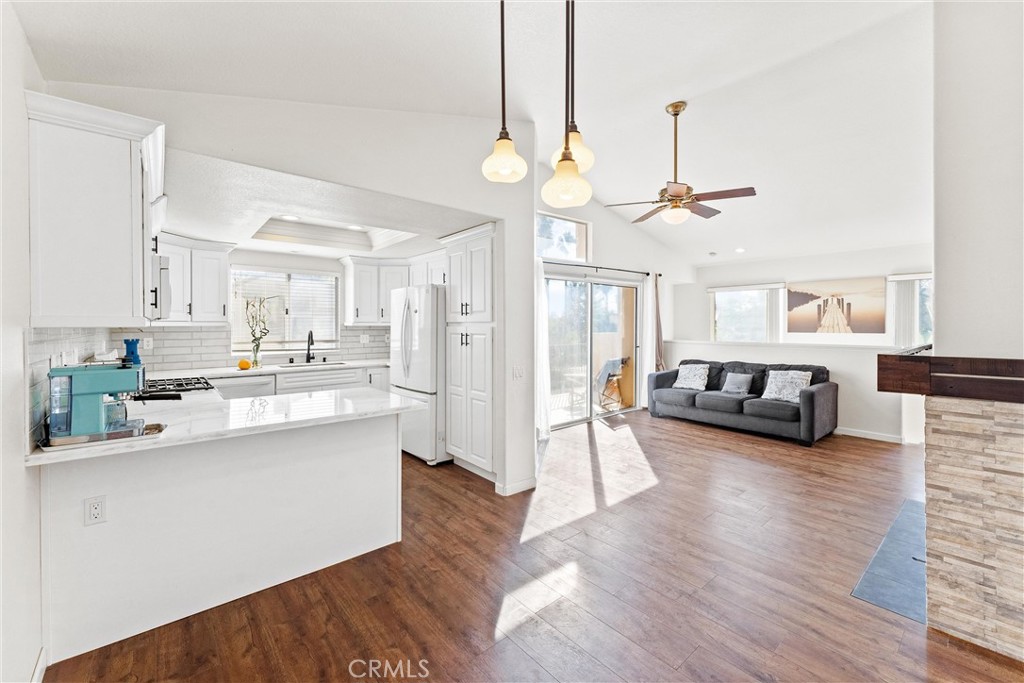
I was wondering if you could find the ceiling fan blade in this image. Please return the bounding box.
[687,202,721,219]
[666,181,688,198]
[633,204,668,223]
[692,187,757,202]
[605,200,659,208]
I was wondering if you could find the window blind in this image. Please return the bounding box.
[230,269,339,352]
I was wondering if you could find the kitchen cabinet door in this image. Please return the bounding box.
[160,242,192,322]
[464,329,492,471]
[446,329,467,460]
[465,236,492,322]
[409,261,428,287]
[367,367,389,389]
[446,244,467,322]
[190,250,229,322]
[378,265,409,323]
[350,264,380,324]
[427,253,447,286]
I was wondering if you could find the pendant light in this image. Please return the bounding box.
[481,0,527,183]
[548,0,594,174]
[542,0,592,208]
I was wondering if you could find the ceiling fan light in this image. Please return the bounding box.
[661,206,692,225]
[542,157,592,208]
[549,130,595,174]
[482,136,528,183]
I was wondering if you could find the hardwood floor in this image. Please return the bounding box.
[46,413,1023,682]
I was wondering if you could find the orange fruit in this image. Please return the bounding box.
[238,359,252,370]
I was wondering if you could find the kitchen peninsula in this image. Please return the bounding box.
[28,386,423,662]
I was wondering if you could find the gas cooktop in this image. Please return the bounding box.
[144,377,215,393]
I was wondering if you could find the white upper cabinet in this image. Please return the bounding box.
[410,250,448,288]
[27,92,165,327]
[342,257,409,325]
[155,233,231,325]
[441,224,494,323]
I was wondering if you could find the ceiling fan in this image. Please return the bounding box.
[605,101,756,224]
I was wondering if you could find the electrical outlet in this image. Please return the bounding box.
[142,337,154,351]
[513,364,525,380]
[84,495,106,526]
[360,334,369,344]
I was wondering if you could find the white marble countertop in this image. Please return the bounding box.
[26,386,424,467]
[147,358,389,381]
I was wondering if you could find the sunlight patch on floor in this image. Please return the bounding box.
[594,425,659,507]
[494,562,578,638]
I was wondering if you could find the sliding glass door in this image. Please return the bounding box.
[546,278,639,428]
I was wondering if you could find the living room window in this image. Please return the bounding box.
[230,268,339,352]
[536,212,590,262]
[710,284,783,342]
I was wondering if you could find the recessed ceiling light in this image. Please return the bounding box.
[735,247,746,253]
[280,215,300,221]
[708,251,717,257]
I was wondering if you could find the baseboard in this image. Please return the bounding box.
[30,647,46,683]
[834,427,902,443]
[453,457,496,482]
[496,476,537,496]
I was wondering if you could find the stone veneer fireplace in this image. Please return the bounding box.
[924,396,1024,660]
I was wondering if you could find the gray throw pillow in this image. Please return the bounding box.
[721,372,753,394]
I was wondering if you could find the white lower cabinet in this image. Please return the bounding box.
[446,327,492,471]
[275,367,366,395]
[367,367,389,389]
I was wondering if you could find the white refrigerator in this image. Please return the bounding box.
[390,285,450,465]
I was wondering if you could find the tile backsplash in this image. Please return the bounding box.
[109,325,390,371]
[27,327,111,446]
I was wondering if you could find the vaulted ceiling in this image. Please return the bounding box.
[14,1,932,265]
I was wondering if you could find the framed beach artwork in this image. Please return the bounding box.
[786,277,887,338]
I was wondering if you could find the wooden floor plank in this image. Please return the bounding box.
[45,412,1018,682]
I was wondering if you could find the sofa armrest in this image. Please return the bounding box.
[647,369,679,416]
[799,381,838,444]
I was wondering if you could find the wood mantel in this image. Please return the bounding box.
[878,345,1024,403]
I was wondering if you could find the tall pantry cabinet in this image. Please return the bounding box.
[441,224,495,473]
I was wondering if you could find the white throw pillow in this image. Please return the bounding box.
[761,370,812,403]
[673,364,709,390]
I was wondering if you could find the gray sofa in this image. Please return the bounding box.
[648,359,838,445]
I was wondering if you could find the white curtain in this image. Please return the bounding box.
[535,257,552,450]
[639,273,665,408]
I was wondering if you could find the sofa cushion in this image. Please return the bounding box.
[721,372,753,394]
[743,398,801,422]
[673,364,709,390]
[762,370,813,403]
[722,361,768,395]
[679,359,725,390]
[768,363,829,385]
[695,391,757,413]
[653,388,700,407]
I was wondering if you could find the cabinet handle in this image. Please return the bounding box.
[187,302,192,316]
[223,304,227,316]
[381,307,384,318]
[443,273,446,284]
[150,288,159,308]
[152,235,159,254]
[356,307,359,318]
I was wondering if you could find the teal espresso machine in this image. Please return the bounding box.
[47,361,146,445]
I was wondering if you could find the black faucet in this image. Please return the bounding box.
[305,330,315,363]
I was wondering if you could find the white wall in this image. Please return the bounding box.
[933,2,1023,359]
[0,4,47,679]
[673,242,933,341]
[47,83,538,495]
[666,243,932,442]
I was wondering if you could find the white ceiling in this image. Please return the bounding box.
[163,149,491,257]
[14,1,931,265]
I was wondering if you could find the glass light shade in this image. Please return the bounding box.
[542,158,593,208]
[549,130,595,173]
[481,137,528,183]
[661,206,692,224]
